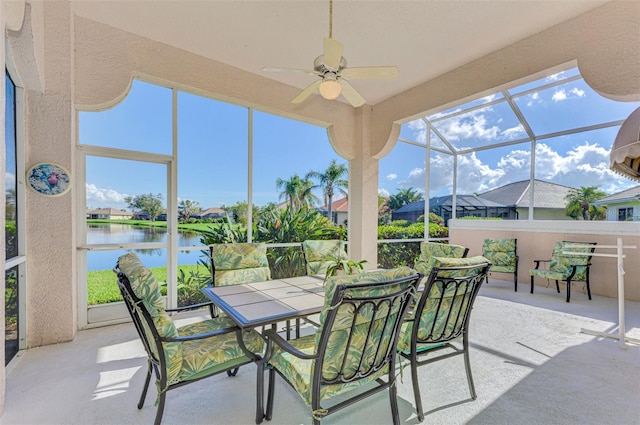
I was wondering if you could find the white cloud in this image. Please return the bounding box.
[5,173,15,189]
[382,140,635,199]
[386,173,397,181]
[570,87,585,97]
[482,94,498,104]
[547,71,565,82]
[526,92,540,107]
[378,188,390,197]
[436,112,500,141]
[533,142,624,191]
[552,89,567,102]
[86,183,129,209]
[502,125,526,138]
[552,87,586,102]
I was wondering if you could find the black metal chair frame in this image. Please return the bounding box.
[399,262,490,422]
[115,267,260,425]
[530,241,596,303]
[258,273,422,425]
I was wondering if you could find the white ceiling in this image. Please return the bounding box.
[71,0,609,105]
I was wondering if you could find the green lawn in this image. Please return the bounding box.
[89,264,203,305]
[87,219,220,233]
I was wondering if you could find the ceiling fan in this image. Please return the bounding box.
[262,0,399,107]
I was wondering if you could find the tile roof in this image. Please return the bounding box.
[592,185,640,204]
[478,179,575,209]
[319,197,348,212]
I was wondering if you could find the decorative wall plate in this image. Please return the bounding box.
[26,163,71,196]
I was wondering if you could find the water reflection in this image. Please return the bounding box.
[86,224,205,270]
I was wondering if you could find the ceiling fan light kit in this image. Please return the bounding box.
[319,77,341,100]
[262,0,398,107]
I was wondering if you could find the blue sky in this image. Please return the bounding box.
[78,69,640,212]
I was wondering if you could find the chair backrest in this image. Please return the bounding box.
[315,268,420,386]
[115,252,183,384]
[301,239,348,275]
[210,242,271,286]
[482,238,517,268]
[406,256,490,348]
[414,241,469,276]
[549,241,596,281]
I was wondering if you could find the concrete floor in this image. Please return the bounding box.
[2,278,639,425]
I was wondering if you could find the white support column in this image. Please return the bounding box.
[348,156,379,268]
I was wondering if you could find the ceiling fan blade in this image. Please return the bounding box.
[291,80,322,104]
[339,80,366,107]
[262,67,319,76]
[323,37,344,70]
[341,66,399,80]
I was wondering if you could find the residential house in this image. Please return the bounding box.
[592,185,640,221]
[392,180,575,223]
[477,179,575,220]
[86,208,132,220]
[192,207,227,220]
[318,197,348,226]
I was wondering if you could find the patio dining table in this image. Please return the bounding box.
[201,275,327,424]
[200,275,326,330]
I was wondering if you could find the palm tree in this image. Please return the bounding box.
[564,186,607,220]
[387,187,424,210]
[178,199,200,221]
[306,159,348,223]
[276,174,318,210]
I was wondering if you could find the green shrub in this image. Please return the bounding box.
[377,220,449,268]
[389,219,411,227]
[255,206,345,278]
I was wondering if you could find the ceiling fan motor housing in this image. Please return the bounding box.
[314,55,347,74]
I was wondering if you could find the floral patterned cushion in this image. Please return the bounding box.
[414,242,468,276]
[530,241,594,282]
[211,243,271,286]
[177,317,264,382]
[482,238,517,273]
[317,268,417,380]
[398,256,489,352]
[302,239,348,275]
[267,334,389,406]
[319,267,417,328]
[269,269,417,407]
[117,253,182,384]
[118,252,265,388]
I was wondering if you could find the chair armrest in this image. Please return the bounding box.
[161,325,238,343]
[166,301,215,313]
[532,259,550,269]
[262,328,316,360]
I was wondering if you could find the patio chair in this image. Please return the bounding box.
[210,242,271,287]
[398,256,491,422]
[482,238,519,291]
[210,242,303,338]
[114,252,264,425]
[301,239,348,276]
[414,241,469,278]
[258,267,421,425]
[530,241,597,303]
[209,242,271,315]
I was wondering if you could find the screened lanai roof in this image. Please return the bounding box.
[398,67,640,155]
[394,66,640,208]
